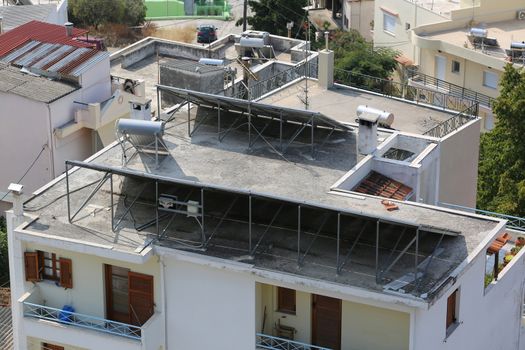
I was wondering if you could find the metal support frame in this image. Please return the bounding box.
[298,213,329,266]
[205,196,239,248]
[378,228,420,282]
[417,232,445,290]
[218,112,244,142]
[251,203,284,256]
[68,172,111,223]
[249,116,275,147]
[337,221,368,274]
[297,205,301,266]
[111,183,148,232]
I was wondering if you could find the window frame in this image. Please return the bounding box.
[24,250,72,288]
[483,70,498,89]
[383,12,397,35]
[277,287,296,315]
[451,60,461,74]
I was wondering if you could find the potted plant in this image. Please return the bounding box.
[516,236,525,247]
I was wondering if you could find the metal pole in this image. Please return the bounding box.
[66,163,71,222]
[415,228,419,285]
[187,95,191,137]
[249,195,252,254]
[297,206,301,266]
[375,220,380,283]
[218,102,221,140]
[157,87,161,120]
[156,181,159,237]
[248,102,252,146]
[243,0,248,32]
[310,116,314,157]
[110,173,114,230]
[336,213,341,274]
[201,188,205,245]
[279,111,283,152]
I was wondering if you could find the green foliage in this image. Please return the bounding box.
[69,0,146,29]
[0,217,8,283]
[477,64,525,216]
[237,0,308,37]
[330,30,398,79]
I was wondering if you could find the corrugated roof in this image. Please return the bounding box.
[0,4,56,32]
[0,62,78,103]
[0,20,90,57]
[353,171,413,200]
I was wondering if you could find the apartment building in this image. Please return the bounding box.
[0,21,149,213]
[5,43,525,350]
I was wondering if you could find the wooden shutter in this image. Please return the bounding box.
[277,287,296,314]
[446,290,457,328]
[128,271,154,326]
[24,252,40,282]
[59,258,73,289]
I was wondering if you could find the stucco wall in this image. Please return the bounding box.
[438,118,480,207]
[164,257,255,350]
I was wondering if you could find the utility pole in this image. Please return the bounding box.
[243,0,248,32]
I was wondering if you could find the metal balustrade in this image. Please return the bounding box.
[423,103,478,138]
[439,202,525,232]
[23,302,142,341]
[256,333,332,350]
[406,68,494,108]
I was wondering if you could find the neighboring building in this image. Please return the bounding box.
[0,21,147,213]
[5,38,525,350]
[0,0,68,33]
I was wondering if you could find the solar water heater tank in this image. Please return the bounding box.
[116,119,164,136]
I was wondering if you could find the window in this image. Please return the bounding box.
[483,71,498,89]
[24,251,73,288]
[446,289,458,331]
[452,60,460,73]
[42,343,64,350]
[383,13,396,34]
[277,287,296,314]
[405,22,411,30]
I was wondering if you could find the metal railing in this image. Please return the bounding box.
[236,61,318,101]
[407,68,494,108]
[23,302,142,341]
[439,202,525,232]
[334,68,477,115]
[256,333,332,350]
[423,103,478,138]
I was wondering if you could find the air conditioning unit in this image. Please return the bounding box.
[517,10,525,20]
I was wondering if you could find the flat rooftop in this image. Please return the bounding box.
[422,19,525,60]
[22,101,500,303]
[260,79,456,135]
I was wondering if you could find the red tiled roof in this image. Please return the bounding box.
[0,20,90,57]
[353,171,413,200]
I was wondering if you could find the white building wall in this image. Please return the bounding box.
[163,256,255,350]
[413,244,525,350]
[79,58,112,104]
[0,93,52,198]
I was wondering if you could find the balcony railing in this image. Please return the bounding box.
[256,333,332,350]
[23,302,141,341]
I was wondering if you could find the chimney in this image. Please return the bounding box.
[65,22,74,37]
[356,106,394,155]
[7,183,24,217]
[317,32,334,89]
[0,16,3,35]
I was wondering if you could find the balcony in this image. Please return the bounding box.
[18,290,163,349]
[256,333,332,350]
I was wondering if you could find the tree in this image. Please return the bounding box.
[238,0,308,37]
[0,217,8,284]
[69,0,146,29]
[330,30,398,79]
[477,64,525,216]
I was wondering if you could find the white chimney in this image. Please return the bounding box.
[129,99,152,120]
[0,16,3,35]
[317,34,334,89]
[356,106,394,155]
[8,183,24,217]
[65,22,74,37]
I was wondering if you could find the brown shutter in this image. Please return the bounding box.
[59,258,73,289]
[277,287,296,314]
[24,252,40,282]
[128,271,154,326]
[446,290,457,328]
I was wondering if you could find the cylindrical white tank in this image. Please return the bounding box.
[240,37,265,48]
[356,105,394,127]
[198,58,225,66]
[470,28,487,38]
[511,42,525,49]
[117,119,164,136]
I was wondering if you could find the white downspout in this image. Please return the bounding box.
[46,104,56,178]
[159,254,168,350]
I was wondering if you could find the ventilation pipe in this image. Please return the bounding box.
[8,183,24,217]
[317,32,334,89]
[356,106,394,155]
[65,22,74,37]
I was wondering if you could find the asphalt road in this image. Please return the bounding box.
[150,0,250,43]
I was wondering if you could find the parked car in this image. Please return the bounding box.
[197,25,218,43]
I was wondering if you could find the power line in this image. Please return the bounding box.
[0,145,47,202]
